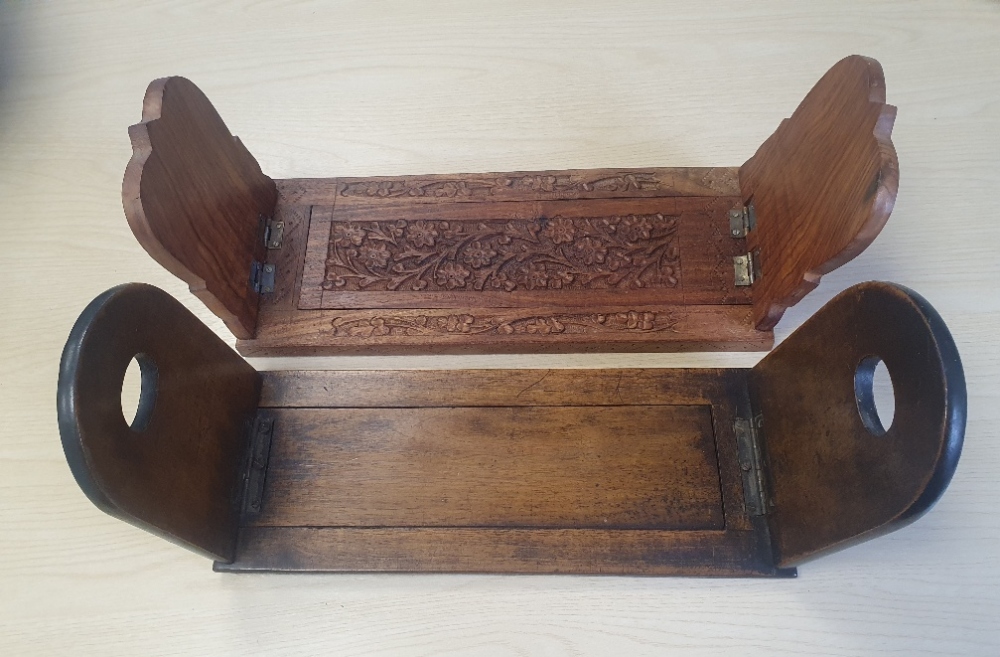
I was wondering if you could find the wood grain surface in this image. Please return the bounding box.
[123,77,278,339]
[1,1,998,656]
[252,405,725,529]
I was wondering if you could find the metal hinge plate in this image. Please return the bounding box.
[729,203,756,238]
[264,220,284,250]
[733,248,761,287]
[250,261,275,294]
[734,414,769,516]
[242,414,274,517]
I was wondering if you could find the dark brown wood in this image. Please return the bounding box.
[250,406,724,529]
[751,282,965,567]
[742,55,898,329]
[123,77,278,339]
[122,57,896,355]
[57,284,260,561]
[58,281,961,575]
[217,527,783,576]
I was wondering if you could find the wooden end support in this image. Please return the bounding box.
[742,55,899,330]
[57,284,260,561]
[751,282,965,567]
[123,77,278,339]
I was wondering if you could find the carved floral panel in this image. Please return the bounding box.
[322,214,680,293]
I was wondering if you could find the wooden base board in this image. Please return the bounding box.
[215,368,787,575]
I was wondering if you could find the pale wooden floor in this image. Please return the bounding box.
[1,2,998,655]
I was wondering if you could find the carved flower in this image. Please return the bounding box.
[521,262,549,290]
[620,215,653,241]
[333,223,366,247]
[406,221,439,248]
[575,237,607,265]
[359,243,391,269]
[543,216,576,245]
[463,241,497,268]
[435,262,470,289]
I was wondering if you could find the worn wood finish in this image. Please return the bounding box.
[742,55,898,329]
[750,282,965,567]
[124,58,895,355]
[217,527,785,576]
[250,406,725,529]
[231,365,762,574]
[56,284,261,561]
[57,281,963,575]
[123,77,278,339]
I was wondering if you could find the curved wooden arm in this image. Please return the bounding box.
[57,284,260,561]
[752,282,965,567]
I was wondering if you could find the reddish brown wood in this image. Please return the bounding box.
[742,55,898,329]
[243,182,770,355]
[123,77,278,339]
[120,59,897,355]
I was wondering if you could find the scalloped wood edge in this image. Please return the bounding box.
[741,55,899,330]
[123,77,277,339]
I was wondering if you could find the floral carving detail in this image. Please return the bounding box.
[322,213,680,292]
[333,223,366,247]
[543,217,576,244]
[338,172,665,200]
[359,243,390,269]
[463,241,497,268]
[406,221,438,248]
[434,262,471,290]
[330,310,678,338]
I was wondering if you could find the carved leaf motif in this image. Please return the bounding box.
[338,172,665,200]
[330,310,679,338]
[322,214,680,293]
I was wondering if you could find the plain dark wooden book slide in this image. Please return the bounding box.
[57,281,964,576]
[123,55,898,355]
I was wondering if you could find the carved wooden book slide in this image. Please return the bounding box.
[58,282,964,575]
[123,55,897,354]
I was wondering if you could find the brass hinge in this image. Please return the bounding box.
[264,219,284,250]
[729,202,756,238]
[241,414,274,517]
[250,261,275,294]
[734,414,770,516]
[733,249,761,287]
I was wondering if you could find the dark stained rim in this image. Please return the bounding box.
[57,284,130,520]
[889,283,966,525]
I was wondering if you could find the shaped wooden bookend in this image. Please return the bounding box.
[58,281,964,575]
[123,55,897,355]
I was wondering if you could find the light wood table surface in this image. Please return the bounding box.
[1,2,998,655]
